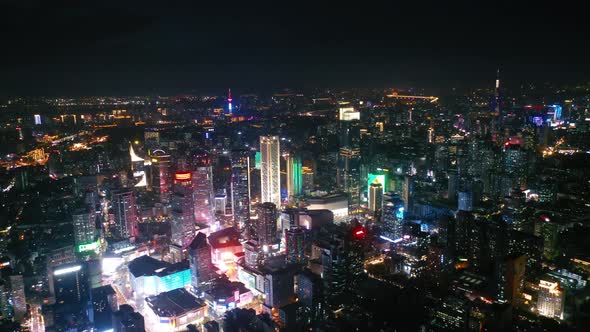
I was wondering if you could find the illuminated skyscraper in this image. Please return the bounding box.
[255,202,278,247]
[112,189,139,240]
[8,275,26,322]
[191,150,214,224]
[286,153,302,199]
[369,180,383,216]
[260,136,281,208]
[188,232,214,288]
[537,278,564,320]
[171,172,196,247]
[402,175,414,212]
[231,149,251,230]
[285,226,306,264]
[382,200,405,241]
[338,146,361,210]
[72,208,97,248]
[227,88,233,114]
[150,149,172,202]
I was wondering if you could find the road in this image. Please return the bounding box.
[29,304,45,332]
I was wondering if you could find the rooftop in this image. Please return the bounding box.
[146,288,206,318]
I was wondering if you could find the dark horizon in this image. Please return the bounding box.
[1,1,589,96]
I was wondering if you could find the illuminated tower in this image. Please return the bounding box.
[286,153,303,199]
[255,202,278,247]
[368,180,383,216]
[9,275,26,322]
[112,189,139,240]
[72,208,97,249]
[171,172,196,247]
[285,226,306,264]
[492,68,501,114]
[188,232,214,288]
[537,278,564,320]
[231,149,251,230]
[191,150,214,224]
[227,88,233,114]
[260,136,281,208]
[150,149,172,202]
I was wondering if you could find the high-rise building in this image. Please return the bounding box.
[338,147,361,210]
[188,232,214,289]
[90,285,118,331]
[255,202,278,247]
[285,227,306,264]
[457,191,473,212]
[382,200,405,241]
[8,275,26,322]
[191,150,214,224]
[537,278,564,320]
[0,280,12,320]
[231,149,251,230]
[72,208,97,249]
[402,175,414,213]
[496,254,526,305]
[260,136,281,208]
[52,263,89,306]
[368,180,383,215]
[286,153,303,199]
[111,190,139,240]
[171,172,196,247]
[150,150,172,202]
[263,268,295,310]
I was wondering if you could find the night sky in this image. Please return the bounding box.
[1,1,588,96]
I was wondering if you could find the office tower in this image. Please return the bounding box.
[382,201,404,241]
[255,202,278,247]
[260,136,281,208]
[402,175,414,213]
[285,226,306,264]
[52,263,89,306]
[338,147,361,210]
[457,191,473,212]
[91,285,118,331]
[0,281,11,320]
[72,208,97,248]
[504,143,527,181]
[112,304,145,332]
[171,172,196,247]
[297,269,325,323]
[231,149,251,230]
[302,165,314,191]
[243,240,262,269]
[214,193,227,214]
[496,254,526,305]
[368,180,383,215]
[448,171,458,200]
[188,232,214,289]
[508,230,543,275]
[8,275,26,322]
[191,150,214,224]
[286,153,303,199]
[264,269,295,309]
[144,128,160,146]
[537,279,564,320]
[111,190,139,240]
[150,150,172,202]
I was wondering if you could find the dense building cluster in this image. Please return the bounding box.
[1,81,590,331]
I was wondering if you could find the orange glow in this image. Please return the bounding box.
[175,172,192,181]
